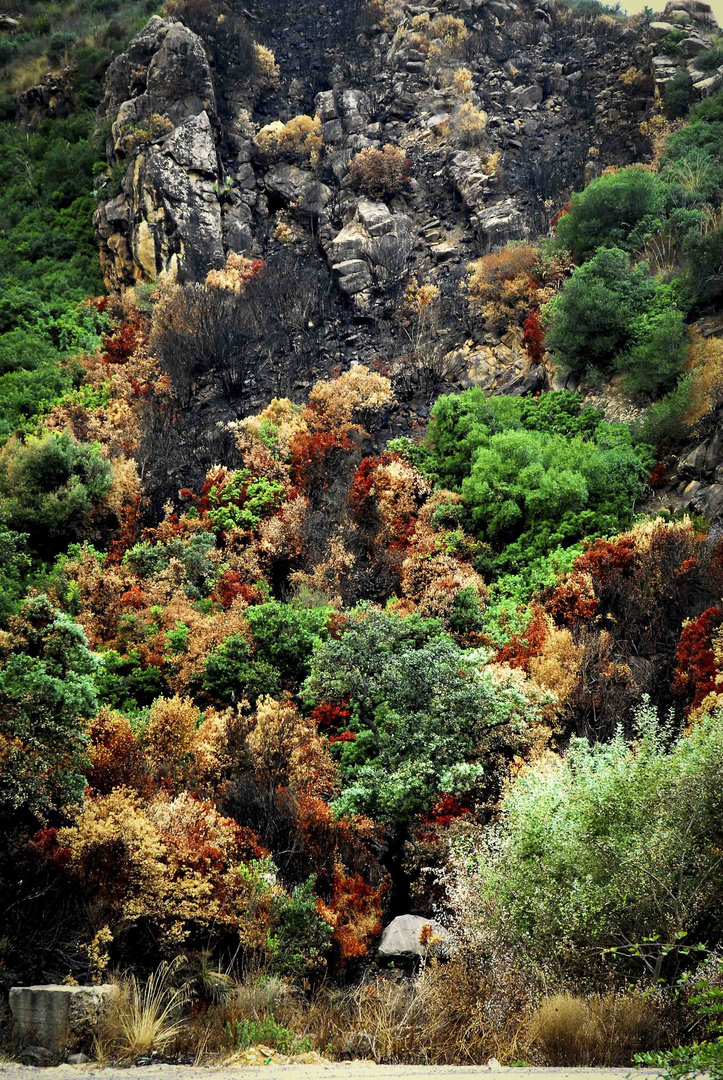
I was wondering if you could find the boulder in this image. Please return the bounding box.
[264,164,331,218]
[315,90,338,122]
[476,198,528,249]
[16,70,76,128]
[679,35,710,56]
[10,985,118,1056]
[327,200,413,292]
[357,198,395,237]
[648,20,676,38]
[378,915,450,963]
[695,72,723,96]
[509,83,543,107]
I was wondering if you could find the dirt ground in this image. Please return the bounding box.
[0,1065,666,1080]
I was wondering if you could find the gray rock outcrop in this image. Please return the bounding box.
[326,198,414,295]
[94,17,224,288]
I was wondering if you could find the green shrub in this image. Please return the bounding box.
[268,876,333,979]
[459,424,649,571]
[246,601,332,687]
[555,168,665,261]
[0,37,18,67]
[683,225,723,307]
[423,388,650,574]
[462,699,723,979]
[616,294,689,396]
[201,634,281,705]
[303,605,537,826]
[544,247,658,377]
[0,432,113,559]
[0,528,31,625]
[0,593,98,819]
[47,30,77,64]
[94,648,167,714]
[697,44,723,73]
[664,70,693,118]
[633,376,694,446]
[657,28,686,56]
[224,1016,312,1055]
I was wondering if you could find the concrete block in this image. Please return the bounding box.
[10,984,118,1054]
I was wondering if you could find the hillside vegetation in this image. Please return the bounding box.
[1,0,723,1070]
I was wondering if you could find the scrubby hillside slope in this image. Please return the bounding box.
[1,0,723,1068]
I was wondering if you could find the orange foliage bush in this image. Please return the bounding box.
[59,789,270,948]
[465,246,541,332]
[348,145,411,200]
[86,708,149,796]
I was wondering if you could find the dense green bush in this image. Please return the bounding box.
[246,601,332,688]
[697,44,723,73]
[461,425,648,571]
[544,247,660,377]
[421,390,604,490]
[201,634,281,705]
[555,167,665,261]
[0,431,113,558]
[0,113,108,442]
[94,648,167,714]
[0,593,98,820]
[268,876,333,978]
[664,70,693,118]
[0,528,31,625]
[615,290,689,395]
[303,605,536,826]
[683,225,723,307]
[544,247,690,393]
[633,376,694,446]
[422,389,650,574]
[661,90,723,207]
[462,700,723,979]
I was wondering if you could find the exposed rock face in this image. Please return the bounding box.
[10,985,118,1056]
[378,914,450,963]
[90,0,718,394]
[647,0,721,97]
[264,164,332,220]
[326,199,414,296]
[16,69,76,128]
[668,418,723,521]
[94,17,224,287]
[100,16,217,129]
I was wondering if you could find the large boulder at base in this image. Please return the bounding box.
[377,914,450,964]
[10,985,118,1055]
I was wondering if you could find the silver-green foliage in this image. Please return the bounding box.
[463,699,723,979]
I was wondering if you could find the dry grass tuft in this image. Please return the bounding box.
[95,959,190,1061]
[530,991,661,1066]
[303,957,536,1064]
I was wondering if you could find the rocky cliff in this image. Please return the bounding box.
[91,0,719,404]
